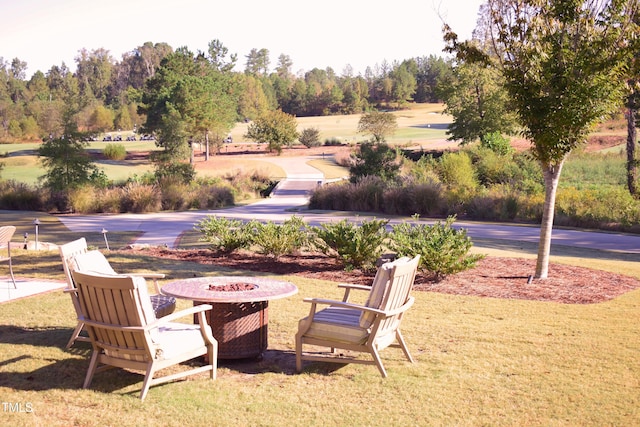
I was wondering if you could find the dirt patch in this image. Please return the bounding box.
[132,248,640,305]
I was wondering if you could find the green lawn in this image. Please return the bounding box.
[0,212,639,426]
[0,105,450,185]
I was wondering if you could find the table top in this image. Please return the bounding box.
[161,276,298,303]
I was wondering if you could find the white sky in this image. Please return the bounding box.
[0,0,484,78]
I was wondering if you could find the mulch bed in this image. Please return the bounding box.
[132,248,640,305]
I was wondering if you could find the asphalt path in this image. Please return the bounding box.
[58,155,640,254]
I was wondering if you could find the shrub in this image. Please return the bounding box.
[103,143,127,161]
[348,175,387,212]
[249,215,309,258]
[309,181,351,211]
[160,181,189,211]
[324,137,343,146]
[191,184,234,209]
[437,151,478,190]
[121,182,161,213]
[408,182,446,216]
[68,186,98,213]
[0,180,44,211]
[389,215,484,281]
[349,141,400,183]
[480,131,514,156]
[299,127,321,148]
[96,187,123,213]
[312,218,389,271]
[195,216,252,254]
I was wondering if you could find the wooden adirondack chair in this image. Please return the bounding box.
[70,270,217,400]
[59,238,176,348]
[296,255,420,377]
[0,226,17,288]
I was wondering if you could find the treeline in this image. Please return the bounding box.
[0,41,450,142]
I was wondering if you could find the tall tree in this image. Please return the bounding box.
[625,12,640,196]
[445,0,639,279]
[244,109,298,154]
[38,111,103,192]
[207,39,237,72]
[75,48,114,103]
[439,59,518,144]
[357,110,398,143]
[245,48,270,75]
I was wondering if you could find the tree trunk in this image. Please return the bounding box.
[627,107,638,196]
[205,131,210,161]
[535,158,566,279]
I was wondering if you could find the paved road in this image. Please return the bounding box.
[58,155,640,254]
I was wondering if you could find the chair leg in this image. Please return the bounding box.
[8,259,16,289]
[208,342,218,380]
[66,322,85,349]
[83,351,100,389]
[140,364,157,401]
[369,345,388,378]
[295,335,303,372]
[395,330,415,363]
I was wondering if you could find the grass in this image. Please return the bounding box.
[0,213,639,425]
[1,104,446,185]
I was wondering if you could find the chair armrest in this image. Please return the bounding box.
[337,283,371,291]
[83,305,213,331]
[302,297,385,316]
[152,304,213,326]
[128,273,166,295]
[303,296,415,318]
[337,283,371,302]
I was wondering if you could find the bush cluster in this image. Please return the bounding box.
[196,215,481,278]
[103,143,127,161]
[0,170,270,214]
[311,147,640,233]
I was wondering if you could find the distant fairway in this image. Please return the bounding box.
[0,103,453,184]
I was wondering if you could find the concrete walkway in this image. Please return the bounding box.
[57,154,640,254]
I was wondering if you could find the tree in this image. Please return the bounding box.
[625,13,640,196]
[140,45,238,173]
[349,141,400,183]
[390,61,417,106]
[245,48,270,75]
[439,60,518,144]
[75,48,114,103]
[38,113,103,191]
[357,110,397,143]
[245,110,298,154]
[445,0,639,279]
[299,127,321,147]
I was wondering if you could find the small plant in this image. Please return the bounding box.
[480,131,514,156]
[196,216,252,254]
[299,127,321,148]
[249,215,309,259]
[312,218,389,271]
[103,143,127,161]
[389,215,484,281]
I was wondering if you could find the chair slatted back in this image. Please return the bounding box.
[0,225,16,258]
[375,255,420,336]
[71,271,157,362]
[59,238,89,288]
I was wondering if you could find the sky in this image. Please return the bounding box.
[0,0,484,79]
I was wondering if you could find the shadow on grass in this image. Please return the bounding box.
[220,349,347,377]
[0,325,77,349]
[473,237,640,263]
